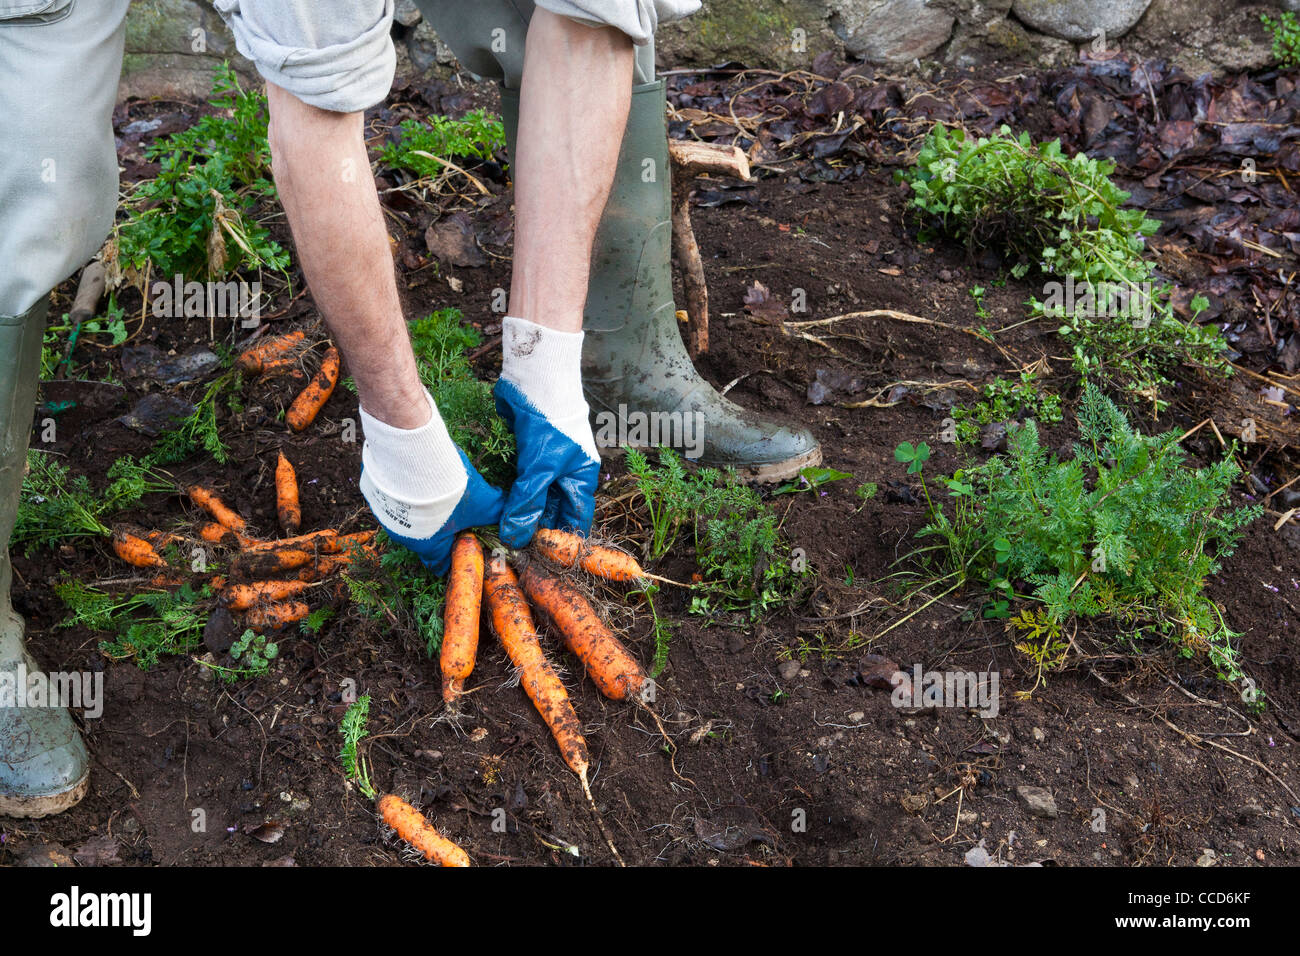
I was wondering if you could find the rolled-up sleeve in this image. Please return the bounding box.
[212,0,396,113]
[535,0,701,45]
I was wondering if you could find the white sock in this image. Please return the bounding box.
[501,315,600,462]
[358,389,467,538]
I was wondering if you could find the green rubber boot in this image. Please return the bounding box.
[501,82,821,480]
[0,298,90,818]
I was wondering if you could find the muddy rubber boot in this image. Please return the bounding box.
[0,298,90,818]
[500,82,822,481]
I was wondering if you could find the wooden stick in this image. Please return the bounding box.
[668,140,752,359]
[671,192,709,357]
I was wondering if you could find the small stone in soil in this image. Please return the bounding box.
[1016,785,1058,819]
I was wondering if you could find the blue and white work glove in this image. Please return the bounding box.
[359,389,504,576]
[493,316,601,549]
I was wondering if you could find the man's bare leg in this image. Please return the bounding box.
[492,9,635,545]
[508,9,634,332]
[266,84,428,429]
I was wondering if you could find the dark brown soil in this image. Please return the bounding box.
[3,82,1298,869]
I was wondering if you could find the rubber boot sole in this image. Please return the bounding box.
[0,771,89,819]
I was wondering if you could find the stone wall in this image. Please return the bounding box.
[117,0,1295,102]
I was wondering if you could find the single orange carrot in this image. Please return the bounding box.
[220,579,313,611]
[112,530,167,568]
[275,451,301,533]
[244,529,337,553]
[531,528,650,583]
[376,794,470,867]
[243,528,375,555]
[188,486,246,532]
[259,355,306,380]
[146,570,186,588]
[483,556,589,775]
[521,565,646,702]
[198,521,257,548]
[230,548,314,579]
[142,528,184,550]
[245,600,310,630]
[483,554,625,865]
[286,345,340,432]
[236,330,306,375]
[334,530,377,551]
[441,534,484,710]
[295,545,379,581]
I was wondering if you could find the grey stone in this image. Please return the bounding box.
[1129,0,1275,74]
[944,14,1074,70]
[830,0,956,63]
[1012,0,1152,42]
[407,19,459,73]
[394,0,423,28]
[656,0,841,72]
[1016,784,1058,818]
[119,0,253,101]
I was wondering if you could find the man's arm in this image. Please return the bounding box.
[266,85,502,575]
[265,87,427,429]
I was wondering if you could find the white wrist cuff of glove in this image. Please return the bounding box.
[501,315,600,463]
[358,389,466,537]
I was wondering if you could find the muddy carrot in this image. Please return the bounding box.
[286,345,340,432]
[198,521,256,548]
[236,330,305,375]
[531,528,675,584]
[335,530,378,551]
[146,571,186,588]
[483,556,624,864]
[275,451,301,533]
[441,534,484,710]
[294,546,379,581]
[112,530,167,568]
[230,548,314,580]
[243,529,337,553]
[245,600,310,630]
[376,794,470,867]
[484,556,589,774]
[142,529,184,550]
[259,356,306,379]
[221,579,313,611]
[188,486,246,532]
[243,529,376,555]
[521,565,646,702]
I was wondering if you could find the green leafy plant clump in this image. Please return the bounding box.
[951,369,1063,445]
[899,124,1229,406]
[14,453,172,553]
[54,579,211,670]
[626,448,807,619]
[115,62,288,281]
[1262,11,1300,68]
[381,109,506,178]
[345,536,448,657]
[340,694,377,800]
[899,384,1260,680]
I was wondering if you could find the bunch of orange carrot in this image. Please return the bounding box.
[110,452,378,633]
[436,527,672,865]
[235,331,341,433]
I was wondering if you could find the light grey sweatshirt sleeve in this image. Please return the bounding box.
[212,0,397,114]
